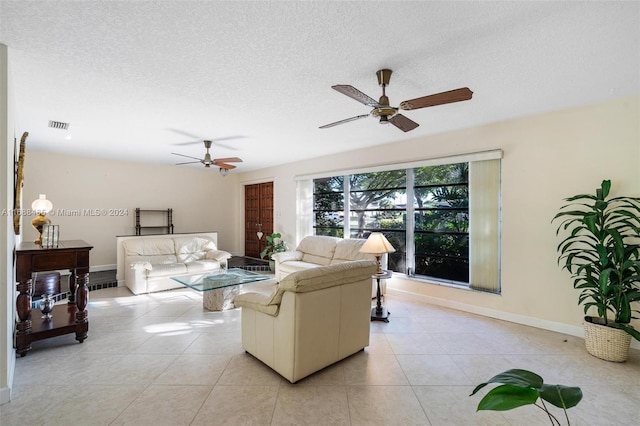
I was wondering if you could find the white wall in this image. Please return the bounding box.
[239,96,640,343]
[21,152,241,267]
[1,43,16,404]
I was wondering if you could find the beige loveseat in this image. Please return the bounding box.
[272,235,377,280]
[272,235,385,296]
[234,260,377,383]
[121,235,231,295]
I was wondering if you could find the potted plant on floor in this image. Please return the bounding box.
[553,179,640,362]
[260,232,287,271]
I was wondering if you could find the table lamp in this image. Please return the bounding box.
[360,232,395,322]
[359,232,395,275]
[32,194,53,245]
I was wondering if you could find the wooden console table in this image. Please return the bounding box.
[14,240,93,356]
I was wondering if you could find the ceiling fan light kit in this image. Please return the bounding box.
[320,69,473,132]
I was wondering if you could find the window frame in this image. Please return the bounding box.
[300,149,502,292]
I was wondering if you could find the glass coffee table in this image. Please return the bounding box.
[171,268,274,311]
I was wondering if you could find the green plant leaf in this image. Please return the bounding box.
[539,384,583,409]
[600,179,611,199]
[470,369,543,395]
[476,385,539,411]
[259,246,269,259]
[260,232,286,259]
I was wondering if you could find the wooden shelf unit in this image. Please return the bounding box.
[135,208,174,235]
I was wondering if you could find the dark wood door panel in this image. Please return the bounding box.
[244,182,274,258]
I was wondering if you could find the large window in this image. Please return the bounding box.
[413,163,469,282]
[313,176,344,237]
[348,171,407,273]
[311,153,500,292]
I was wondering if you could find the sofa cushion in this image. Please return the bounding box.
[146,263,187,277]
[175,236,217,263]
[297,235,340,266]
[127,254,179,265]
[204,250,232,261]
[272,250,303,263]
[185,259,220,274]
[277,260,320,276]
[123,238,175,256]
[330,238,376,264]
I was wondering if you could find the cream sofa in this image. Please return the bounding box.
[234,260,377,383]
[272,235,385,296]
[272,235,377,280]
[121,235,231,295]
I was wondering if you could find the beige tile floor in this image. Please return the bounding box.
[2,286,639,425]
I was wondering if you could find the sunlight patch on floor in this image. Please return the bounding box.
[143,322,193,335]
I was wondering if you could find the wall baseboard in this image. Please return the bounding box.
[54,264,117,276]
[91,264,116,272]
[0,386,10,405]
[0,353,14,405]
[386,287,640,350]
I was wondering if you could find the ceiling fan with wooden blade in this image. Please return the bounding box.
[320,69,472,132]
[172,140,243,170]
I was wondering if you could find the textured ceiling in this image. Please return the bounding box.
[1,1,639,172]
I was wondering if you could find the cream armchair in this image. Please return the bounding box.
[233,260,377,383]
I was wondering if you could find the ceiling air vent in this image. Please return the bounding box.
[48,120,70,130]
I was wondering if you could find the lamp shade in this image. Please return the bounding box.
[360,232,396,254]
[31,194,53,214]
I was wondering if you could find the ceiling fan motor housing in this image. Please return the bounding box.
[372,107,397,124]
[371,95,397,122]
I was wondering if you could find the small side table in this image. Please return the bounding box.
[371,270,391,323]
[14,240,93,356]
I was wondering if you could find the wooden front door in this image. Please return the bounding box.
[244,182,274,258]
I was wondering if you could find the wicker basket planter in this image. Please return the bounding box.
[583,317,632,362]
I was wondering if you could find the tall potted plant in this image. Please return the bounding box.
[260,232,287,271]
[553,179,640,362]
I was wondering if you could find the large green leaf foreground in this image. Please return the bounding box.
[470,369,582,425]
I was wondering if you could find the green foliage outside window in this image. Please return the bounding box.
[314,176,344,237]
[414,163,469,280]
[313,163,469,283]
